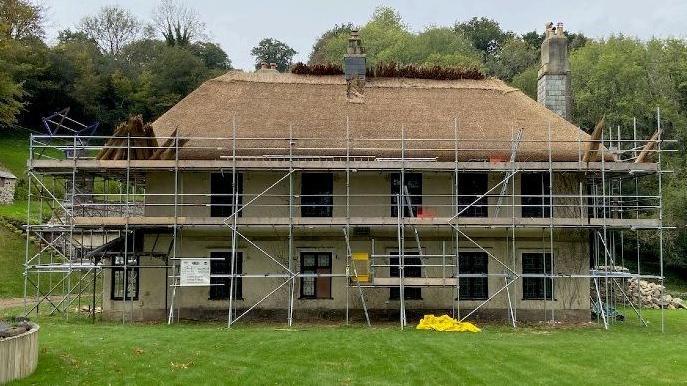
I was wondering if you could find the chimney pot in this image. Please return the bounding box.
[269,63,277,70]
[260,62,268,70]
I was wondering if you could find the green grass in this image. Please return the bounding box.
[0,226,26,298]
[1,309,685,385]
[0,133,29,177]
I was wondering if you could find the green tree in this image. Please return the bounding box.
[0,0,44,40]
[454,17,513,56]
[250,38,297,72]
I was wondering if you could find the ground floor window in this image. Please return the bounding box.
[111,256,139,301]
[389,251,422,300]
[300,252,332,299]
[209,251,243,300]
[458,252,488,300]
[522,252,554,300]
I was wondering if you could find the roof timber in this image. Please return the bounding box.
[30,159,658,173]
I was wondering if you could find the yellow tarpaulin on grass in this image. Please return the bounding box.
[416,314,481,332]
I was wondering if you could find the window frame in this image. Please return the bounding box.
[208,249,244,301]
[299,250,333,299]
[110,256,140,301]
[457,173,489,218]
[390,173,422,217]
[300,173,334,218]
[388,250,423,300]
[457,251,489,300]
[210,172,243,218]
[521,173,551,218]
[521,251,555,300]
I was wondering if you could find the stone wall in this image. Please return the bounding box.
[0,178,16,204]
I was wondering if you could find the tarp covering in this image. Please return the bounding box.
[416,314,481,332]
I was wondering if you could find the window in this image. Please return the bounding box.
[391,173,422,217]
[211,173,243,217]
[521,173,551,218]
[522,252,554,300]
[301,173,333,217]
[300,252,332,299]
[458,173,488,217]
[389,251,422,300]
[458,252,488,300]
[111,256,139,301]
[209,251,243,300]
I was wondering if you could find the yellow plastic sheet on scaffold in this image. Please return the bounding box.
[416,314,481,332]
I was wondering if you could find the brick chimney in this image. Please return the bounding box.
[537,22,571,121]
[344,30,366,103]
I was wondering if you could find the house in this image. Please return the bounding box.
[0,165,16,204]
[24,24,663,327]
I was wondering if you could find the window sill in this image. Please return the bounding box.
[299,297,334,300]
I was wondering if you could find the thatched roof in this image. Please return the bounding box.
[151,70,593,161]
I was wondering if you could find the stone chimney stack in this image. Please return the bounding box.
[344,30,366,103]
[537,22,571,121]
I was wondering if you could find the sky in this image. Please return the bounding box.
[43,0,687,70]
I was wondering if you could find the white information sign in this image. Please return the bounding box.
[180,259,211,286]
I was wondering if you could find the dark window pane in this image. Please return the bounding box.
[389,251,422,300]
[301,173,333,217]
[391,173,422,217]
[209,252,242,300]
[458,252,488,300]
[521,173,551,218]
[457,173,488,217]
[522,252,554,300]
[211,173,243,217]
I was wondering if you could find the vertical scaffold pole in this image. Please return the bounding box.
[288,124,295,326]
[167,134,180,324]
[228,117,238,328]
[547,122,555,323]
[23,139,32,316]
[657,107,665,333]
[453,118,460,319]
[345,117,350,325]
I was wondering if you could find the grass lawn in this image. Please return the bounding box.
[0,226,27,298]
[2,308,685,385]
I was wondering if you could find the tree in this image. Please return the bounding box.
[190,41,231,70]
[79,6,141,55]
[454,17,513,56]
[0,0,44,40]
[250,38,296,72]
[0,68,23,126]
[308,23,353,65]
[153,0,205,47]
[486,38,538,82]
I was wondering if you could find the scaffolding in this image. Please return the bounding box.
[23,110,674,330]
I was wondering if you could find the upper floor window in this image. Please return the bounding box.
[458,173,488,217]
[521,173,551,218]
[391,173,422,217]
[211,173,243,217]
[301,173,333,217]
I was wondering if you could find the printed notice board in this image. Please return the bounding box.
[180,259,211,286]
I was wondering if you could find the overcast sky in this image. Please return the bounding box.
[43,0,687,70]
